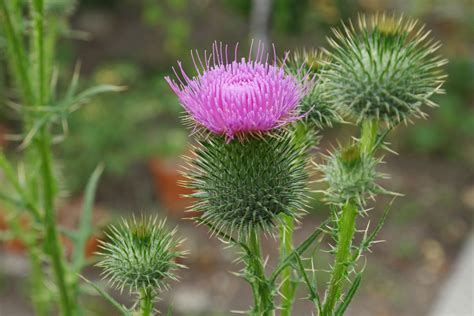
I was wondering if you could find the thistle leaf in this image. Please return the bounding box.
[334,272,362,316]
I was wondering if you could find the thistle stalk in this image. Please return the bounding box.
[322,201,357,315]
[31,0,72,314]
[360,119,378,155]
[38,130,72,316]
[8,216,49,316]
[139,288,154,316]
[29,248,49,316]
[322,119,378,315]
[279,214,296,316]
[247,230,273,316]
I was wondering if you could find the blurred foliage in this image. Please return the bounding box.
[408,61,474,156]
[58,62,187,191]
[140,0,190,57]
[1,0,472,193]
[273,0,310,33]
[223,0,319,33]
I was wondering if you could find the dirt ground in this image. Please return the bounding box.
[2,152,472,316]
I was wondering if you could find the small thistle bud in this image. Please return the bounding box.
[316,145,387,206]
[285,49,342,128]
[97,216,186,293]
[285,49,327,76]
[322,14,447,126]
[184,131,310,238]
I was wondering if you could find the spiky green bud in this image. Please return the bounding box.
[184,131,310,238]
[322,14,447,126]
[316,144,387,206]
[97,216,186,293]
[285,49,342,128]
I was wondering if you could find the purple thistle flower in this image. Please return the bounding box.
[165,42,308,140]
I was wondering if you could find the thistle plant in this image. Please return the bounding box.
[0,2,187,316]
[0,4,447,315]
[167,41,314,315]
[168,12,445,316]
[312,14,446,315]
[97,216,186,316]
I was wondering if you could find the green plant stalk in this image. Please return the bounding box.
[247,230,273,316]
[139,288,154,316]
[31,0,73,314]
[8,216,50,316]
[29,247,50,316]
[360,119,378,155]
[38,130,73,316]
[322,120,379,315]
[279,214,296,316]
[322,201,357,315]
[278,121,313,315]
[0,0,35,105]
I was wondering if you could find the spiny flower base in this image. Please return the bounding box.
[185,132,310,238]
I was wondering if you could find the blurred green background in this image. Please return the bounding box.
[0,0,473,315]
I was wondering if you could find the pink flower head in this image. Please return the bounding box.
[165,41,308,140]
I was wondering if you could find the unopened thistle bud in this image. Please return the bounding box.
[285,49,342,128]
[322,14,447,126]
[97,216,186,293]
[316,145,388,206]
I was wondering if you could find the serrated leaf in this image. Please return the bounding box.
[334,272,362,316]
[270,219,329,284]
[71,164,104,274]
[294,250,322,312]
[80,276,131,316]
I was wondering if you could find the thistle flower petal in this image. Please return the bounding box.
[166,41,310,139]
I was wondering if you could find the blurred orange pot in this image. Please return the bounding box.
[148,156,199,218]
[0,197,106,258]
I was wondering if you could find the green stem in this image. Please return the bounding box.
[360,119,378,155]
[31,0,46,103]
[0,0,35,105]
[8,217,49,316]
[139,288,154,316]
[38,130,72,316]
[247,230,273,316]
[322,201,358,315]
[31,1,72,314]
[279,214,296,316]
[322,119,379,315]
[29,248,50,316]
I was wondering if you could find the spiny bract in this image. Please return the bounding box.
[184,131,310,238]
[322,14,447,126]
[97,216,186,293]
[316,145,388,206]
[285,49,342,128]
